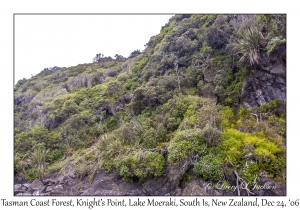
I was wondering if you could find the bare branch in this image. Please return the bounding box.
[250,113,259,123]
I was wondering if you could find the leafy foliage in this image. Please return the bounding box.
[220,128,284,185]
[234,27,265,65]
[194,153,223,181]
[266,37,286,54]
[31,143,49,178]
[14,15,285,187]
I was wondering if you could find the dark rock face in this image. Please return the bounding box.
[252,178,286,196]
[242,44,286,107]
[15,171,285,196]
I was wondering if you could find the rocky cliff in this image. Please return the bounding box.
[15,169,286,196]
[242,44,286,107]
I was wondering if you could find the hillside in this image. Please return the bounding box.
[14,14,286,196]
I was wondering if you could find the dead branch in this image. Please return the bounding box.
[229,159,255,196]
[250,113,259,123]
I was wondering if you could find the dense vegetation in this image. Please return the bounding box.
[14,14,286,192]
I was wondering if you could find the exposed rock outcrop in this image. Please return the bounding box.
[66,72,105,91]
[242,44,286,107]
[14,170,285,196]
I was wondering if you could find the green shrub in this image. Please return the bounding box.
[193,154,223,181]
[24,168,39,181]
[31,143,49,178]
[220,128,284,181]
[266,37,286,54]
[117,72,129,81]
[99,133,126,161]
[241,163,259,188]
[116,150,165,182]
[182,172,192,186]
[168,129,205,164]
[61,99,79,118]
[50,149,63,162]
[75,161,90,179]
[202,124,223,147]
[221,106,234,129]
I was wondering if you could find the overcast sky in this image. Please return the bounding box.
[15,15,173,82]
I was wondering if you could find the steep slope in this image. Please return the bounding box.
[242,44,286,107]
[14,14,286,196]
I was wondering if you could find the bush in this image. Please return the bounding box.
[266,37,286,54]
[168,129,205,164]
[14,78,28,92]
[128,49,142,58]
[179,97,221,130]
[98,132,126,161]
[220,128,284,181]
[50,149,63,162]
[141,125,167,149]
[117,72,129,81]
[116,150,165,182]
[75,161,90,179]
[193,154,224,181]
[106,80,123,98]
[106,69,117,77]
[202,124,223,147]
[61,99,79,118]
[24,168,39,181]
[129,78,176,115]
[31,143,49,178]
[182,172,192,186]
[162,96,192,131]
[221,106,234,129]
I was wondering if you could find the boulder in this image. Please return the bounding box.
[182,181,207,196]
[43,178,56,185]
[45,186,54,192]
[14,184,23,191]
[30,179,45,191]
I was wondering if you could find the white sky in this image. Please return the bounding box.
[15,15,173,82]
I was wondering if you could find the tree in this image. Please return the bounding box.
[128,49,141,58]
[14,78,27,92]
[114,54,126,61]
[93,53,104,62]
[170,53,182,94]
[93,53,114,63]
[234,27,265,65]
